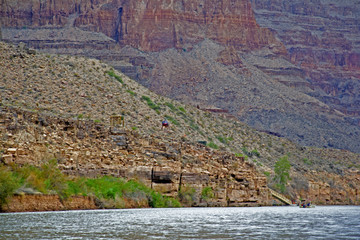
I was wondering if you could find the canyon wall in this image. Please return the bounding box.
[0,0,283,52]
[250,0,360,118]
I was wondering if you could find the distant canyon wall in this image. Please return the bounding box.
[0,0,284,52]
[250,0,360,116]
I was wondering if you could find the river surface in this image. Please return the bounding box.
[1,206,359,239]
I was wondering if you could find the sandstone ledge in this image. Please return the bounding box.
[1,195,97,213]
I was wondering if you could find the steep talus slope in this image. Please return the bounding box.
[250,0,360,120]
[1,42,360,205]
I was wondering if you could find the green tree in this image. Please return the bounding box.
[273,155,291,193]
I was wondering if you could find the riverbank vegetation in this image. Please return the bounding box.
[0,161,180,210]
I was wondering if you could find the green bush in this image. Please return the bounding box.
[273,155,291,193]
[251,149,260,157]
[207,141,219,150]
[13,160,69,199]
[141,96,161,113]
[216,136,227,144]
[164,115,180,126]
[178,107,186,113]
[106,70,123,84]
[0,165,20,207]
[201,186,214,201]
[165,102,176,112]
[178,185,196,206]
[126,90,136,96]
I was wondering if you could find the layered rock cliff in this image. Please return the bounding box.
[0,0,283,52]
[250,0,360,119]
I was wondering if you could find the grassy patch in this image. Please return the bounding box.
[0,162,180,209]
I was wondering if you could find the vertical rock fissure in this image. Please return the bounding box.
[114,7,123,42]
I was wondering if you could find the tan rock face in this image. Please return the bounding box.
[2,195,97,212]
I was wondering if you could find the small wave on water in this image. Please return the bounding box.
[1,206,360,239]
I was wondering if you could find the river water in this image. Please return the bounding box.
[1,206,359,239]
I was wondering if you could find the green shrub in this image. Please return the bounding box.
[251,149,260,157]
[303,158,312,165]
[3,163,181,209]
[106,70,123,84]
[207,141,219,150]
[0,165,20,207]
[126,90,136,96]
[165,102,176,112]
[216,136,227,144]
[141,96,161,113]
[201,186,214,201]
[189,121,199,131]
[178,107,186,113]
[178,185,196,206]
[164,115,180,126]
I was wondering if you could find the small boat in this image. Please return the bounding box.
[299,200,315,208]
[299,204,315,208]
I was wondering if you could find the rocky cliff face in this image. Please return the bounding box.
[0,105,271,207]
[0,0,283,52]
[250,0,360,119]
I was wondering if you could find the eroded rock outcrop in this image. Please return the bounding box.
[0,105,271,207]
[2,195,97,212]
[1,105,360,206]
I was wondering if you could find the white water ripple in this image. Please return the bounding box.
[1,206,360,240]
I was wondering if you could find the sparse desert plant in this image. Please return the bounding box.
[164,115,180,126]
[106,70,123,84]
[178,107,186,113]
[178,185,197,206]
[165,102,176,112]
[141,96,161,113]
